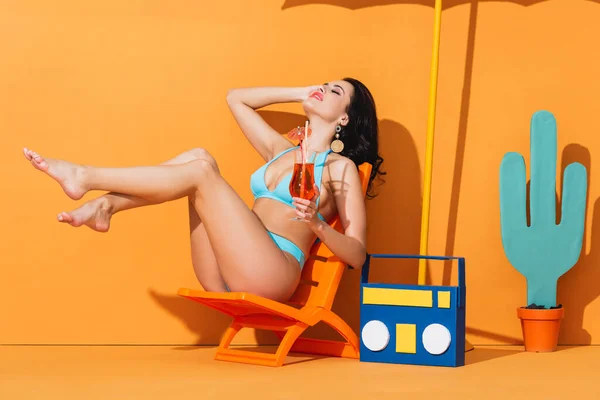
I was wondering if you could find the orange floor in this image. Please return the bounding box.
[1,345,598,399]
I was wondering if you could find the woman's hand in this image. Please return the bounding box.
[285,85,322,141]
[292,185,322,226]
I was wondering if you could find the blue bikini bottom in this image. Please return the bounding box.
[268,231,306,268]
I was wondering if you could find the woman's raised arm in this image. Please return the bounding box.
[226,85,319,161]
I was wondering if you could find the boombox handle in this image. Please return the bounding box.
[361,254,466,306]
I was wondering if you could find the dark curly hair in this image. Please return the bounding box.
[337,77,385,199]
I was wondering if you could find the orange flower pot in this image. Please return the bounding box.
[517,307,564,352]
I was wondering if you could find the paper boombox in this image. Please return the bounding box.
[359,254,466,367]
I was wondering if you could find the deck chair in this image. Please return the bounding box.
[177,162,372,367]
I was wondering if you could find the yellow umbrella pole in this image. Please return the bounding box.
[418,0,443,285]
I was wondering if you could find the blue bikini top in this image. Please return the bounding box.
[250,146,332,221]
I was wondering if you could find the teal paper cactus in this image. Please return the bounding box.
[500,111,587,308]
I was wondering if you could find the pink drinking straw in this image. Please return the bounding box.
[300,121,309,198]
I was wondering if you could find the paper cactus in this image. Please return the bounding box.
[499,110,587,308]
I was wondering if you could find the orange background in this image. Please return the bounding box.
[1,0,599,346]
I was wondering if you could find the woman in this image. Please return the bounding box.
[23,78,385,302]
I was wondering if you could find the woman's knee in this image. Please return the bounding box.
[187,157,220,186]
[177,148,219,170]
[188,147,215,162]
[195,148,220,172]
[184,147,206,158]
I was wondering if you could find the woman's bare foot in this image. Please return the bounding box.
[57,197,113,232]
[23,148,88,200]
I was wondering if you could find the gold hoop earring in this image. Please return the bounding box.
[330,125,344,153]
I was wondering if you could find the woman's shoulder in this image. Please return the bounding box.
[326,152,351,165]
[325,154,360,179]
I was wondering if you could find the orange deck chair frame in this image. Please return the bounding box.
[177,163,372,367]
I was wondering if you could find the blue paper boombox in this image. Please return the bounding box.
[359,254,466,367]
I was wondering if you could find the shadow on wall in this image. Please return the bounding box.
[282,0,487,287]
[147,288,235,346]
[465,346,521,365]
[557,144,600,345]
[147,288,279,346]
[282,0,580,10]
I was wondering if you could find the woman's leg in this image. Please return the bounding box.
[26,148,227,292]
[51,148,212,231]
[24,148,300,300]
[24,146,200,202]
